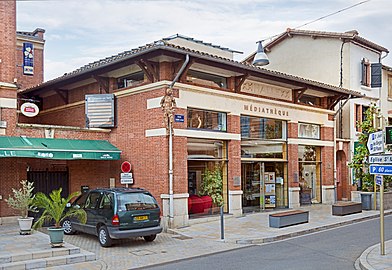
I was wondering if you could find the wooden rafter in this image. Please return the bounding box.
[235,74,249,93]
[54,89,68,104]
[328,95,343,110]
[293,88,307,103]
[141,60,159,81]
[136,60,154,82]
[92,75,109,94]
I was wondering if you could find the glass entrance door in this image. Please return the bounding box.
[242,161,286,212]
[242,162,263,211]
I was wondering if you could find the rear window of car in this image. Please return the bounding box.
[117,192,158,211]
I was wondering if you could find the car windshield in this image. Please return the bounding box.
[117,192,158,211]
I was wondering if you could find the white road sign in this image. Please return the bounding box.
[369,155,392,164]
[367,131,384,155]
[120,172,134,184]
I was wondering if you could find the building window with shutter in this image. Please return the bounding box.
[361,58,382,88]
[388,76,392,99]
[355,104,369,132]
[361,58,370,87]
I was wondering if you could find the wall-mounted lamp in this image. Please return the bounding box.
[252,41,269,66]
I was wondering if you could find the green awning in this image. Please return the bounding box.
[0,136,121,160]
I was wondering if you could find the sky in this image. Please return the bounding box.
[16,0,392,81]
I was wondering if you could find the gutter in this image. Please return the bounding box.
[167,54,190,227]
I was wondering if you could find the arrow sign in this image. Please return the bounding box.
[367,131,384,155]
[369,165,392,175]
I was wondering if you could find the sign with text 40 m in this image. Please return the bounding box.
[369,165,392,176]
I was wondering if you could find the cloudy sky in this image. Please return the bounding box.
[16,0,392,81]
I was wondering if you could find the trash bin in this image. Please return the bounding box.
[361,193,372,210]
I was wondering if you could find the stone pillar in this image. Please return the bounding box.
[322,185,335,204]
[161,193,189,230]
[289,187,300,208]
[228,190,243,216]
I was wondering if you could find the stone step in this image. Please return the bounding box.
[0,244,80,264]
[0,250,96,270]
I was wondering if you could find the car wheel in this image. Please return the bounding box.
[98,226,112,247]
[62,219,76,235]
[143,235,156,242]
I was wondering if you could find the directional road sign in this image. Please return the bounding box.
[369,155,392,164]
[367,131,384,155]
[369,165,392,175]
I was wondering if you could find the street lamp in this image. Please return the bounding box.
[252,40,269,66]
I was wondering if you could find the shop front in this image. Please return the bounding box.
[240,115,288,211]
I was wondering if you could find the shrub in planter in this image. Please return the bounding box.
[5,180,37,234]
[33,188,87,247]
[199,166,223,208]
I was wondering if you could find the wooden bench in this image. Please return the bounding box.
[269,210,309,228]
[332,202,362,216]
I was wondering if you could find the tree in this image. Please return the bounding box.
[349,103,391,191]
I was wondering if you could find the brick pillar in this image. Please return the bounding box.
[0,0,16,84]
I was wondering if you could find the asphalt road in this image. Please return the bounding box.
[142,215,392,270]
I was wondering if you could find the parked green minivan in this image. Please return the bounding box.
[62,188,162,247]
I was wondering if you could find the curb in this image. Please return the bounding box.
[232,212,390,244]
[359,244,378,270]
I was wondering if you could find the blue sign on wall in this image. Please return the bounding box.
[175,114,184,122]
[23,42,34,75]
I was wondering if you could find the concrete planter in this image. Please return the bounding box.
[351,191,392,210]
[17,217,34,235]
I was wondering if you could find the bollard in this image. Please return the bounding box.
[220,205,224,240]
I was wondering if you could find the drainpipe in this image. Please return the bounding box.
[167,54,189,227]
[333,95,352,203]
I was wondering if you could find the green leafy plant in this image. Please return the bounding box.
[349,103,392,191]
[33,188,87,229]
[6,180,37,218]
[199,166,223,206]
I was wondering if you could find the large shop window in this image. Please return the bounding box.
[241,116,286,140]
[187,138,228,218]
[298,145,321,205]
[240,116,286,159]
[187,108,227,131]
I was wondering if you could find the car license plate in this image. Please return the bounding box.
[134,215,148,221]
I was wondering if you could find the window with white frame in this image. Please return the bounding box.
[298,123,320,139]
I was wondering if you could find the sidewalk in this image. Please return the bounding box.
[0,204,391,269]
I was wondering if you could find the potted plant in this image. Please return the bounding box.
[33,188,87,247]
[199,166,223,212]
[5,180,37,235]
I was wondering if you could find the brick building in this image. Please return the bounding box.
[1,2,364,229]
[1,22,363,228]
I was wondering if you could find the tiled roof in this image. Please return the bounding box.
[162,34,242,54]
[16,28,45,40]
[265,28,389,53]
[19,39,363,98]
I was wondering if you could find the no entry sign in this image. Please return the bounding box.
[121,161,131,173]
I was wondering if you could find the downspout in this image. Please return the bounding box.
[168,54,189,227]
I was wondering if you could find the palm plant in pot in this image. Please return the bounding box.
[33,188,87,247]
[5,180,37,235]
